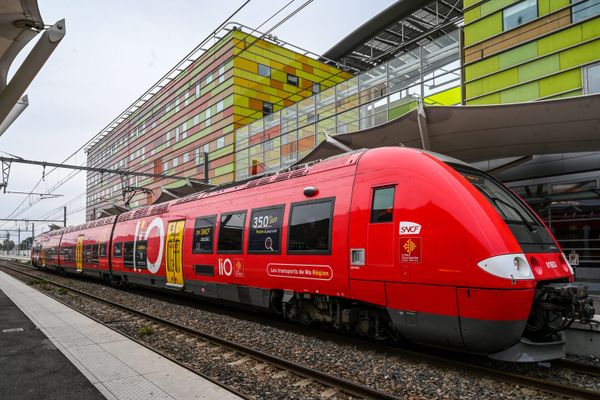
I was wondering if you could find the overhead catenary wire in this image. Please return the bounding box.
[0,0,254,229]
[4,0,317,227]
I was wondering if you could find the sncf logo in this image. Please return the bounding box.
[399,221,422,235]
[546,261,557,269]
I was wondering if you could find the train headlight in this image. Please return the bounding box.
[477,254,534,281]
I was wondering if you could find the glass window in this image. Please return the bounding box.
[371,187,395,223]
[193,216,216,253]
[90,244,99,263]
[258,63,271,77]
[173,157,179,167]
[572,0,600,22]
[183,152,190,163]
[218,211,246,253]
[217,137,225,149]
[99,242,107,258]
[248,206,284,253]
[287,74,299,87]
[135,240,147,268]
[216,100,224,113]
[123,242,134,267]
[263,101,274,116]
[503,0,537,30]
[205,107,211,126]
[312,83,321,94]
[163,160,169,172]
[584,62,600,94]
[288,199,334,254]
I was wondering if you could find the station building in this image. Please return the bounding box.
[86,0,600,273]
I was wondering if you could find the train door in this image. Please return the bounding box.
[76,235,84,272]
[348,182,400,282]
[165,220,185,288]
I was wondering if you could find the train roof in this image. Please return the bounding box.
[104,147,476,225]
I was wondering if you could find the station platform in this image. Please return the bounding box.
[0,271,240,400]
[0,253,30,263]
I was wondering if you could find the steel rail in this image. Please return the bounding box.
[0,260,400,400]
[3,259,600,400]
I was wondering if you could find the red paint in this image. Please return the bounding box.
[33,147,573,349]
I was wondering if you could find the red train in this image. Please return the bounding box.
[31,147,595,362]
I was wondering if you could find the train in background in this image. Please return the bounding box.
[31,147,595,362]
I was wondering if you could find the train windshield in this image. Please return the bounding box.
[456,168,559,253]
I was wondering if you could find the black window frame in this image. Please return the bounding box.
[287,197,335,255]
[287,73,299,87]
[192,215,217,254]
[370,186,396,223]
[91,243,99,264]
[258,63,271,77]
[123,241,134,267]
[113,242,123,258]
[248,204,285,254]
[217,210,247,254]
[263,101,274,116]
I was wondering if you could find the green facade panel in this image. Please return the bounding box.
[582,16,600,40]
[538,25,583,55]
[465,55,500,80]
[481,68,518,94]
[538,0,570,16]
[464,7,481,24]
[464,13,503,45]
[498,42,538,69]
[539,69,581,97]
[468,92,501,105]
[559,39,600,69]
[518,54,560,82]
[480,0,519,18]
[500,82,539,103]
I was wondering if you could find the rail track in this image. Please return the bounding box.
[0,260,400,400]
[2,259,600,400]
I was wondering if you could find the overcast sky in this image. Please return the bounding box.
[0,0,395,240]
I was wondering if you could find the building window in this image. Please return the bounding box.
[371,187,395,223]
[165,131,171,146]
[163,160,169,172]
[288,198,334,254]
[195,147,202,164]
[205,107,211,126]
[258,63,271,77]
[287,74,299,86]
[312,83,321,94]
[263,101,274,116]
[503,0,537,30]
[573,0,600,22]
[217,211,246,253]
[584,62,600,94]
[216,100,224,113]
[204,143,210,153]
[172,157,179,168]
[183,152,190,163]
[219,65,225,84]
[195,83,201,99]
[217,137,225,149]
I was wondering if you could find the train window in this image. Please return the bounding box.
[248,205,284,254]
[192,215,216,254]
[217,211,246,253]
[135,241,148,268]
[84,245,92,263]
[91,244,99,264]
[99,243,107,258]
[288,198,334,254]
[123,242,134,267]
[371,186,395,223]
[113,242,123,258]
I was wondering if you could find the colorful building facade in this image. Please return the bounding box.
[86,28,350,220]
[463,0,600,104]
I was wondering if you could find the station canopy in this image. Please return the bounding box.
[299,94,600,165]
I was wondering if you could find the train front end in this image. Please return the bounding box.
[453,165,595,361]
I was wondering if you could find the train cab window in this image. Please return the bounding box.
[248,206,284,254]
[288,198,334,254]
[217,211,246,253]
[371,187,395,223]
[192,216,216,253]
[113,242,123,258]
[99,243,107,258]
[91,244,99,264]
